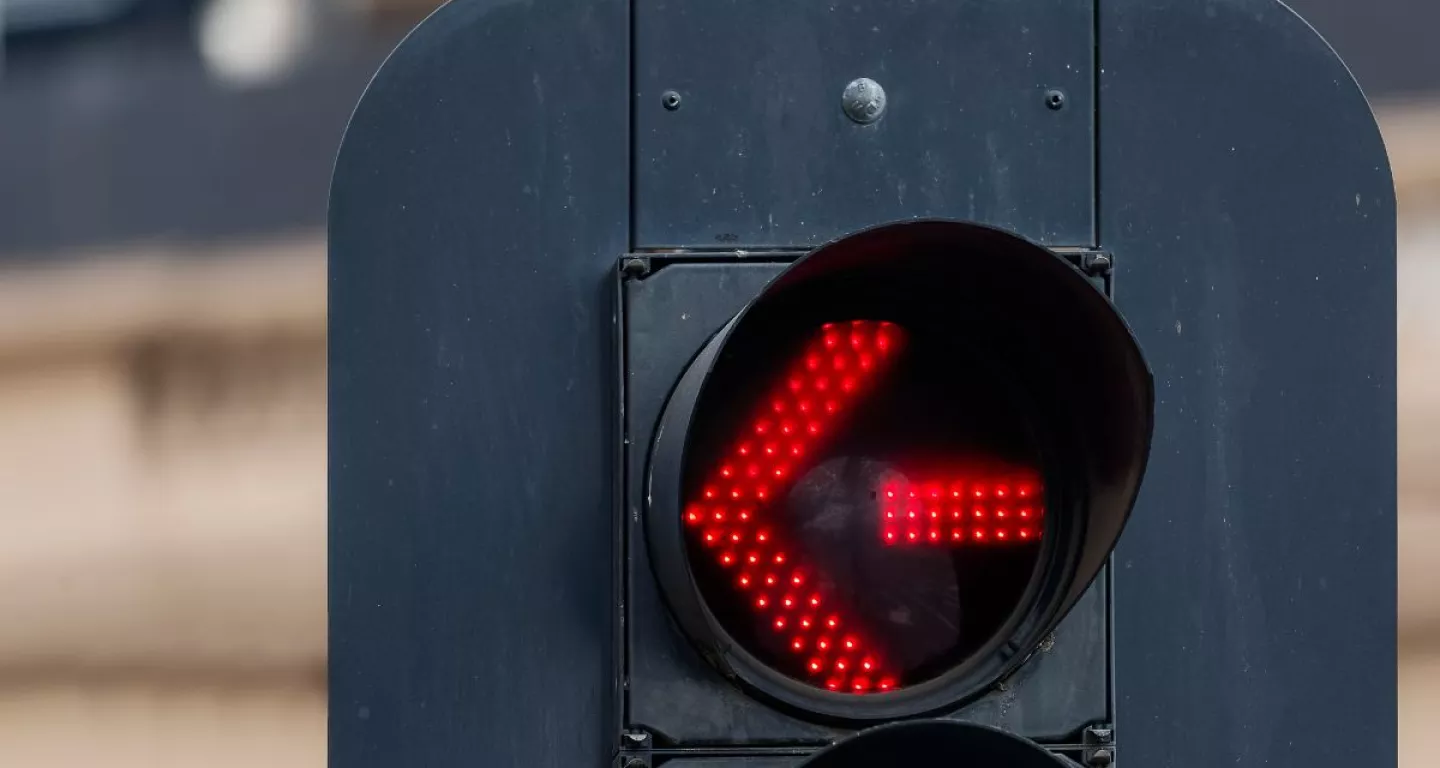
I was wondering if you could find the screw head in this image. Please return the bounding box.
[1044,88,1067,110]
[1089,747,1114,767]
[841,78,887,124]
[661,90,682,111]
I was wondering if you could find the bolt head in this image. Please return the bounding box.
[842,78,887,124]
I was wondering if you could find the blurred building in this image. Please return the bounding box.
[0,0,1434,765]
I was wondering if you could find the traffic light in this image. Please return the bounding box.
[329,1,1396,767]
[638,221,1151,733]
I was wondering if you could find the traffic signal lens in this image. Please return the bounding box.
[683,319,1046,693]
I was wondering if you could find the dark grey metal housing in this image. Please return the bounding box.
[329,1,1396,765]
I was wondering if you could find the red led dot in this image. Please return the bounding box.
[714,509,726,522]
[809,659,824,672]
[774,617,787,630]
[774,553,787,565]
[824,332,839,349]
[730,488,742,499]
[806,355,821,371]
[974,529,986,540]
[907,530,918,542]
[849,331,865,349]
[704,487,717,500]
[738,574,751,588]
[1018,485,1033,498]
[843,637,857,650]
[952,508,962,520]
[763,443,777,456]
[929,529,941,541]
[861,658,875,671]
[826,679,842,691]
[738,509,751,521]
[996,508,1007,518]
[771,399,787,414]
[720,553,735,566]
[790,444,804,457]
[907,509,917,520]
[756,488,769,501]
[835,659,847,671]
[807,422,821,436]
[755,420,771,435]
[973,507,984,518]
[929,508,940,520]
[884,529,897,544]
[1019,508,1031,518]
[703,531,717,544]
[791,572,804,586]
[996,530,1008,539]
[686,509,701,525]
[782,595,795,608]
[747,553,759,564]
[730,532,742,543]
[885,489,896,499]
[737,443,751,456]
[780,421,795,436]
[875,331,891,351]
[1020,529,1031,539]
[793,638,806,651]
[773,466,786,478]
[953,529,964,541]
[800,617,813,629]
[809,595,821,607]
[720,466,734,479]
[832,355,848,371]
[973,485,986,498]
[797,399,813,413]
[817,638,830,651]
[814,376,830,391]
[824,400,839,414]
[996,485,1009,498]
[858,353,874,370]
[840,376,857,393]
[756,529,770,543]
[852,678,871,692]
[756,596,769,609]
[764,574,777,586]
[878,678,896,691]
[825,616,840,629]
[787,378,803,392]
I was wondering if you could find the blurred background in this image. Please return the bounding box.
[0,0,1432,764]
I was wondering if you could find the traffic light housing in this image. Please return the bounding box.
[640,221,1150,724]
[330,1,1396,766]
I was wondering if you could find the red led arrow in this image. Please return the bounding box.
[683,320,1044,693]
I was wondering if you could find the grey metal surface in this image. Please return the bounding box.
[632,0,1095,249]
[1099,1,1396,765]
[328,0,629,765]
